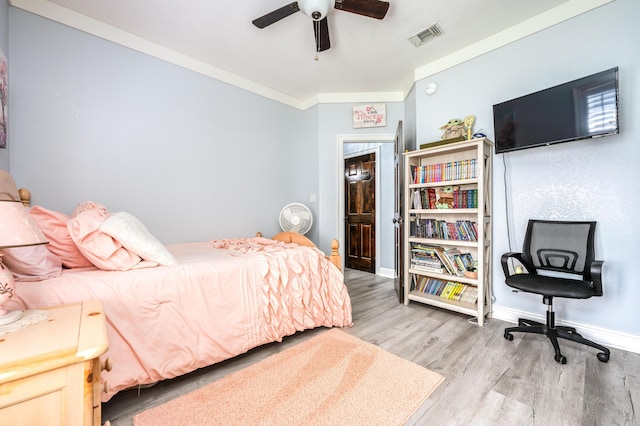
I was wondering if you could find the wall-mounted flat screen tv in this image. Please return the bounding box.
[493,67,619,154]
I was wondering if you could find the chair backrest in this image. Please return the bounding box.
[522,220,596,280]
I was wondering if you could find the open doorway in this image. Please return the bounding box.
[344,151,376,273]
[338,134,395,277]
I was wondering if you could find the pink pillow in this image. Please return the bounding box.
[28,206,93,269]
[2,245,63,281]
[67,208,143,271]
[72,201,108,217]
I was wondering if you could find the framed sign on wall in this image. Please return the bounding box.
[353,104,386,128]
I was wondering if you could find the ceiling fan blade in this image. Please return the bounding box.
[252,2,300,29]
[313,17,331,52]
[334,0,389,19]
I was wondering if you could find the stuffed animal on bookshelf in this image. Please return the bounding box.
[439,118,466,140]
[436,185,455,209]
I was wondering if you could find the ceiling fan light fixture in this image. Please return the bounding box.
[299,0,335,21]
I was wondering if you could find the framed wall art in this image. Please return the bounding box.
[352,104,386,129]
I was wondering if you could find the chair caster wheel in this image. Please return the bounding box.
[555,354,567,364]
[504,332,513,341]
[597,352,610,363]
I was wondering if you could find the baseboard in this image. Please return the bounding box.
[378,267,395,279]
[492,305,640,355]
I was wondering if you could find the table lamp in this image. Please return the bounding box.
[0,198,49,326]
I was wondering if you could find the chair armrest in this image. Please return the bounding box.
[590,260,604,296]
[501,252,528,278]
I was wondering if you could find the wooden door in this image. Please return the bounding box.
[393,121,405,303]
[344,153,375,273]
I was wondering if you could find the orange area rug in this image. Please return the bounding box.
[133,328,444,425]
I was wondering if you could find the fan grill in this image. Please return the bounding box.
[279,203,313,234]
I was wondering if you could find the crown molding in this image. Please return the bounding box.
[10,0,614,111]
[414,0,615,82]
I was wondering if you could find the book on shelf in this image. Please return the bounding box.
[443,248,465,276]
[427,188,436,209]
[433,246,457,275]
[410,257,442,266]
[410,256,443,272]
[416,276,428,292]
[459,286,478,304]
[411,244,440,261]
[441,282,457,299]
[411,264,444,274]
[445,282,460,300]
[452,283,466,300]
[410,157,478,184]
[410,218,478,241]
[460,253,476,271]
[411,243,477,279]
[412,189,420,209]
[410,187,477,211]
[453,254,468,275]
[411,276,479,304]
[411,188,438,210]
[440,282,452,299]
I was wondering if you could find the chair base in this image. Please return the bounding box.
[504,318,610,364]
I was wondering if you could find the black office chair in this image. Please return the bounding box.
[501,220,610,364]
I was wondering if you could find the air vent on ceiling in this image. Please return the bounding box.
[408,23,444,47]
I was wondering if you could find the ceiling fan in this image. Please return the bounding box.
[252,0,390,53]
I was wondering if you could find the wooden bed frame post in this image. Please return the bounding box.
[257,232,342,271]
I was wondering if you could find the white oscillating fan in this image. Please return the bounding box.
[279,203,313,235]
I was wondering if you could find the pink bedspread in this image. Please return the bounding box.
[6,237,352,402]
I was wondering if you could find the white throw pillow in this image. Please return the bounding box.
[100,212,177,266]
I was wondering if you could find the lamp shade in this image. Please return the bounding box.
[0,199,48,325]
[0,200,48,248]
[0,170,21,201]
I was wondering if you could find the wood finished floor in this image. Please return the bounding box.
[103,269,639,425]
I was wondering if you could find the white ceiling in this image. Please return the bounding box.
[12,0,607,108]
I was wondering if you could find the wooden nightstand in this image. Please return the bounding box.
[0,299,109,425]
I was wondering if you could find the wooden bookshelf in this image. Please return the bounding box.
[403,138,493,325]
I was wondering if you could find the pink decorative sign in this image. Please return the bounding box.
[352,104,386,128]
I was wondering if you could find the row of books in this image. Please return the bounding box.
[411,159,478,184]
[412,276,479,304]
[411,243,477,277]
[411,188,478,210]
[410,218,478,241]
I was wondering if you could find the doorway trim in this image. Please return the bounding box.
[337,133,395,276]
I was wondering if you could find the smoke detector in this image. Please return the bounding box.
[408,23,444,47]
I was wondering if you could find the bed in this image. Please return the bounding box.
[0,172,352,402]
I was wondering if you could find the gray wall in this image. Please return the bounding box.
[403,84,417,152]
[316,102,404,260]
[6,0,638,340]
[8,7,317,245]
[414,0,639,335]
